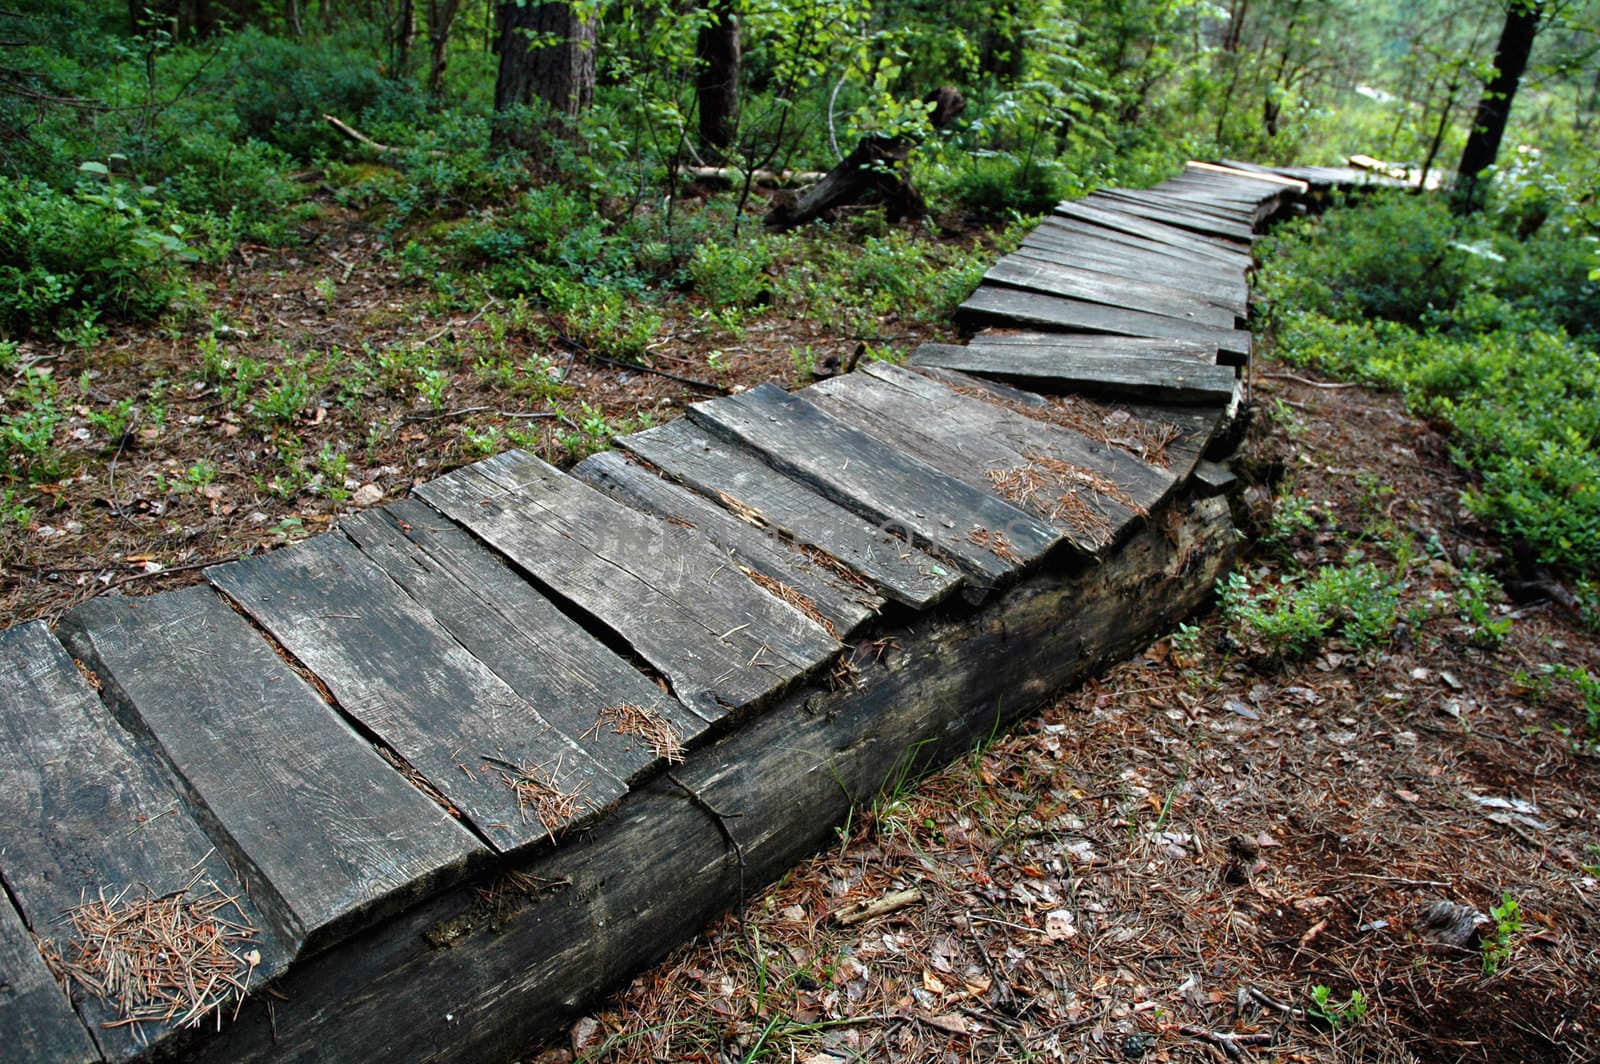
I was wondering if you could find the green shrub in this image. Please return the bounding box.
[0,175,195,335]
[1219,562,1404,659]
[938,153,1068,218]
[230,29,416,160]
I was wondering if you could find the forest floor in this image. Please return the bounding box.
[6,200,1599,1064]
[0,200,981,624]
[523,368,1600,1064]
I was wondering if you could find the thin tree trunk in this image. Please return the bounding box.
[425,0,462,94]
[394,0,417,78]
[695,0,740,158]
[1455,0,1542,213]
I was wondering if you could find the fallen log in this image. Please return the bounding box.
[767,86,965,229]
[178,489,1238,1063]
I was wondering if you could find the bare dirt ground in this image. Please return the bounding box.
[524,369,1600,1064]
[0,205,978,624]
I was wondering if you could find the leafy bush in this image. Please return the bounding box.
[229,29,416,159]
[1219,562,1404,659]
[0,175,195,335]
[1258,196,1600,575]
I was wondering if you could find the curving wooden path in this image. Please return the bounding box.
[1,161,1397,1062]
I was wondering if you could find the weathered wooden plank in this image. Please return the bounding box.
[985,255,1236,328]
[0,894,100,1064]
[687,383,1062,589]
[969,329,1218,361]
[1029,215,1249,276]
[415,451,838,720]
[1053,200,1253,266]
[1091,189,1259,241]
[807,363,1175,553]
[341,500,710,772]
[0,621,287,1062]
[571,450,880,639]
[183,495,1241,1064]
[1022,220,1254,294]
[958,284,1252,361]
[616,418,961,610]
[909,340,1239,404]
[1107,194,1262,237]
[1112,185,1260,221]
[59,587,485,962]
[1009,242,1249,314]
[207,533,626,853]
[1188,160,1309,195]
[911,366,1226,482]
[1193,459,1239,496]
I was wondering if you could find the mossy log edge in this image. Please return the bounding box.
[187,492,1238,1064]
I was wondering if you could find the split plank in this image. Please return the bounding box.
[1106,186,1259,222]
[1053,200,1253,266]
[1020,223,1252,299]
[1029,215,1248,275]
[958,284,1252,361]
[909,340,1238,405]
[572,450,880,638]
[341,500,709,773]
[59,587,485,961]
[968,329,1218,361]
[0,621,287,1062]
[1089,190,1258,242]
[617,418,960,610]
[912,365,1226,482]
[807,363,1174,552]
[207,533,626,853]
[1009,241,1248,313]
[415,451,838,720]
[687,382,1062,589]
[0,894,100,1064]
[985,255,1236,328]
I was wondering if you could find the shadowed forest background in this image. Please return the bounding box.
[0,0,1596,619]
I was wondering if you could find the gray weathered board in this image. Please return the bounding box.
[910,339,1239,404]
[571,449,880,638]
[805,362,1175,553]
[959,285,1252,360]
[340,499,710,766]
[687,382,1063,589]
[617,417,962,610]
[1021,219,1254,303]
[208,532,628,853]
[1006,242,1248,315]
[911,365,1226,481]
[983,255,1238,327]
[0,622,287,1062]
[1053,201,1254,266]
[415,450,839,719]
[0,892,100,1064]
[60,586,485,959]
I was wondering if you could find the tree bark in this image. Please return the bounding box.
[493,1,596,148]
[695,0,740,158]
[424,0,462,94]
[1455,0,1542,213]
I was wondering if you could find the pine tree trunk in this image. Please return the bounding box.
[425,0,462,94]
[492,1,596,148]
[695,1,740,158]
[1455,0,1541,213]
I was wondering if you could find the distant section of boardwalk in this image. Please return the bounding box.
[0,160,1390,1062]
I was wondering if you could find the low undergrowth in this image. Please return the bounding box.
[1253,191,1600,577]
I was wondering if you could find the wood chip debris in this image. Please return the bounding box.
[741,567,839,639]
[485,756,589,842]
[832,888,925,926]
[38,880,261,1040]
[967,528,1022,563]
[586,703,686,763]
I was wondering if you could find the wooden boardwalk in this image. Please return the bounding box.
[0,161,1377,1062]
